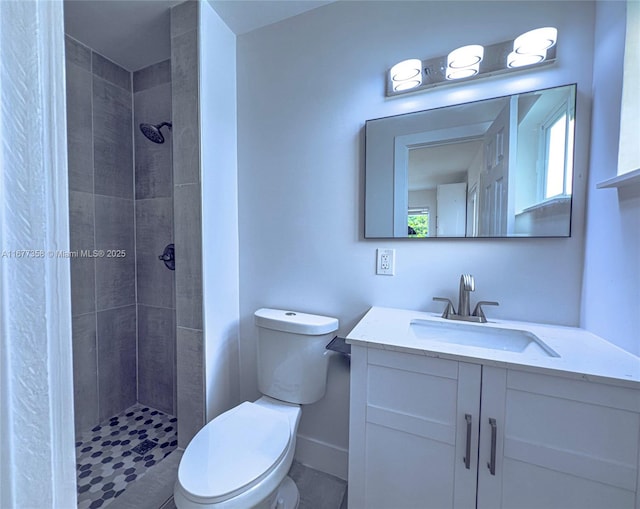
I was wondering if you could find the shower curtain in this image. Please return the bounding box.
[0,0,76,507]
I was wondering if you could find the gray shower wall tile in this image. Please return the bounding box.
[135,197,175,308]
[95,195,135,253]
[136,198,173,255]
[95,255,135,310]
[133,59,172,92]
[137,250,176,309]
[72,312,98,435]
[176,326,204,448]
[69,191,95,251]
[69,191,96,316]
[135,83,173,199]
[94,196,135,309]
[97,305,137,420]
[171,14,205,450]
[171,28,200,186]
[93,76,134,199]
[135,145,174,199]
[65,62,93,193]
[71,257,97,317]
[171,0,198,39]
[138,305,176,414]
[92,51,131,91]
[65,35,91,71]
[174,184,202,330]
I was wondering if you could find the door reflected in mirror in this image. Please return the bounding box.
[365,84,576,238]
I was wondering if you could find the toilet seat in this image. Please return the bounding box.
[177,402,291,505]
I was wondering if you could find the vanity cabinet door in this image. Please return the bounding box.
[351,345,640,509]
[348,346,481,509]
[477,369,640,509]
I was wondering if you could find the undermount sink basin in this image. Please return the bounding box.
[410,319,560,357]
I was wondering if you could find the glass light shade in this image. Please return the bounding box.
[507,50,546,68]
[514,27,557,55]
[446,65,479,80]
[447,45,484,69]
[390,59,422,82]
[394,79,422,91]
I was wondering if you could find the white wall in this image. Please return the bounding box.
[581,0,640,355]
[237,1,596,478]
[200,1,240,421]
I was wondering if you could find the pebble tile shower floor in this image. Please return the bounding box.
[75,404,178,509]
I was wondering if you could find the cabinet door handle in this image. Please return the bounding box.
[463,414,472,469]
[487,418,497,475]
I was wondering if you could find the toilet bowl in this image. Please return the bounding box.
[174,397,301,509]
[174,309,339,509]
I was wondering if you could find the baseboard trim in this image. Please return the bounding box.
[294,434,348,481]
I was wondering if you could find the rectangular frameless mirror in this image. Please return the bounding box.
[365,84,576,238]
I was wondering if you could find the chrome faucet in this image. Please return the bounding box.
[458,273,475,317]
[433,274,499,323]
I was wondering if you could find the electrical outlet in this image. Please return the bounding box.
[376,248,395,275]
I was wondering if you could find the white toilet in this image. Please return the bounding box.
[174,308,339,509]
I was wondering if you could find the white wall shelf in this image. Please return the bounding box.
[596,167,640,189]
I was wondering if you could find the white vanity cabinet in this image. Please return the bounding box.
[348,345,640,509]
[348,346,482,509]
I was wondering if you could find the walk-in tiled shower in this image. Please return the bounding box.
[65,32,177,506]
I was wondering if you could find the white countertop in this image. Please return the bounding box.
[346,306,640,387]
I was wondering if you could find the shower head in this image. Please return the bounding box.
[140,121,172,144]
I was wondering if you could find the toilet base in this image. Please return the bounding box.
[272,476,299,509]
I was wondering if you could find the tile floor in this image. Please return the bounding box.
[75,404,177,509]
[289,461,348,509]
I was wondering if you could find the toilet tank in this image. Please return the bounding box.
[255,308,339,405]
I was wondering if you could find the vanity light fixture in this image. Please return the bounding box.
[387,26,557,96]
[446,44,484,80]
[390,58,423,91]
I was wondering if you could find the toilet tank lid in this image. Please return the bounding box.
[255,308,339,335]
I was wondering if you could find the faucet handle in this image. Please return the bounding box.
[433,297,456,319]
[472,301,499,323]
